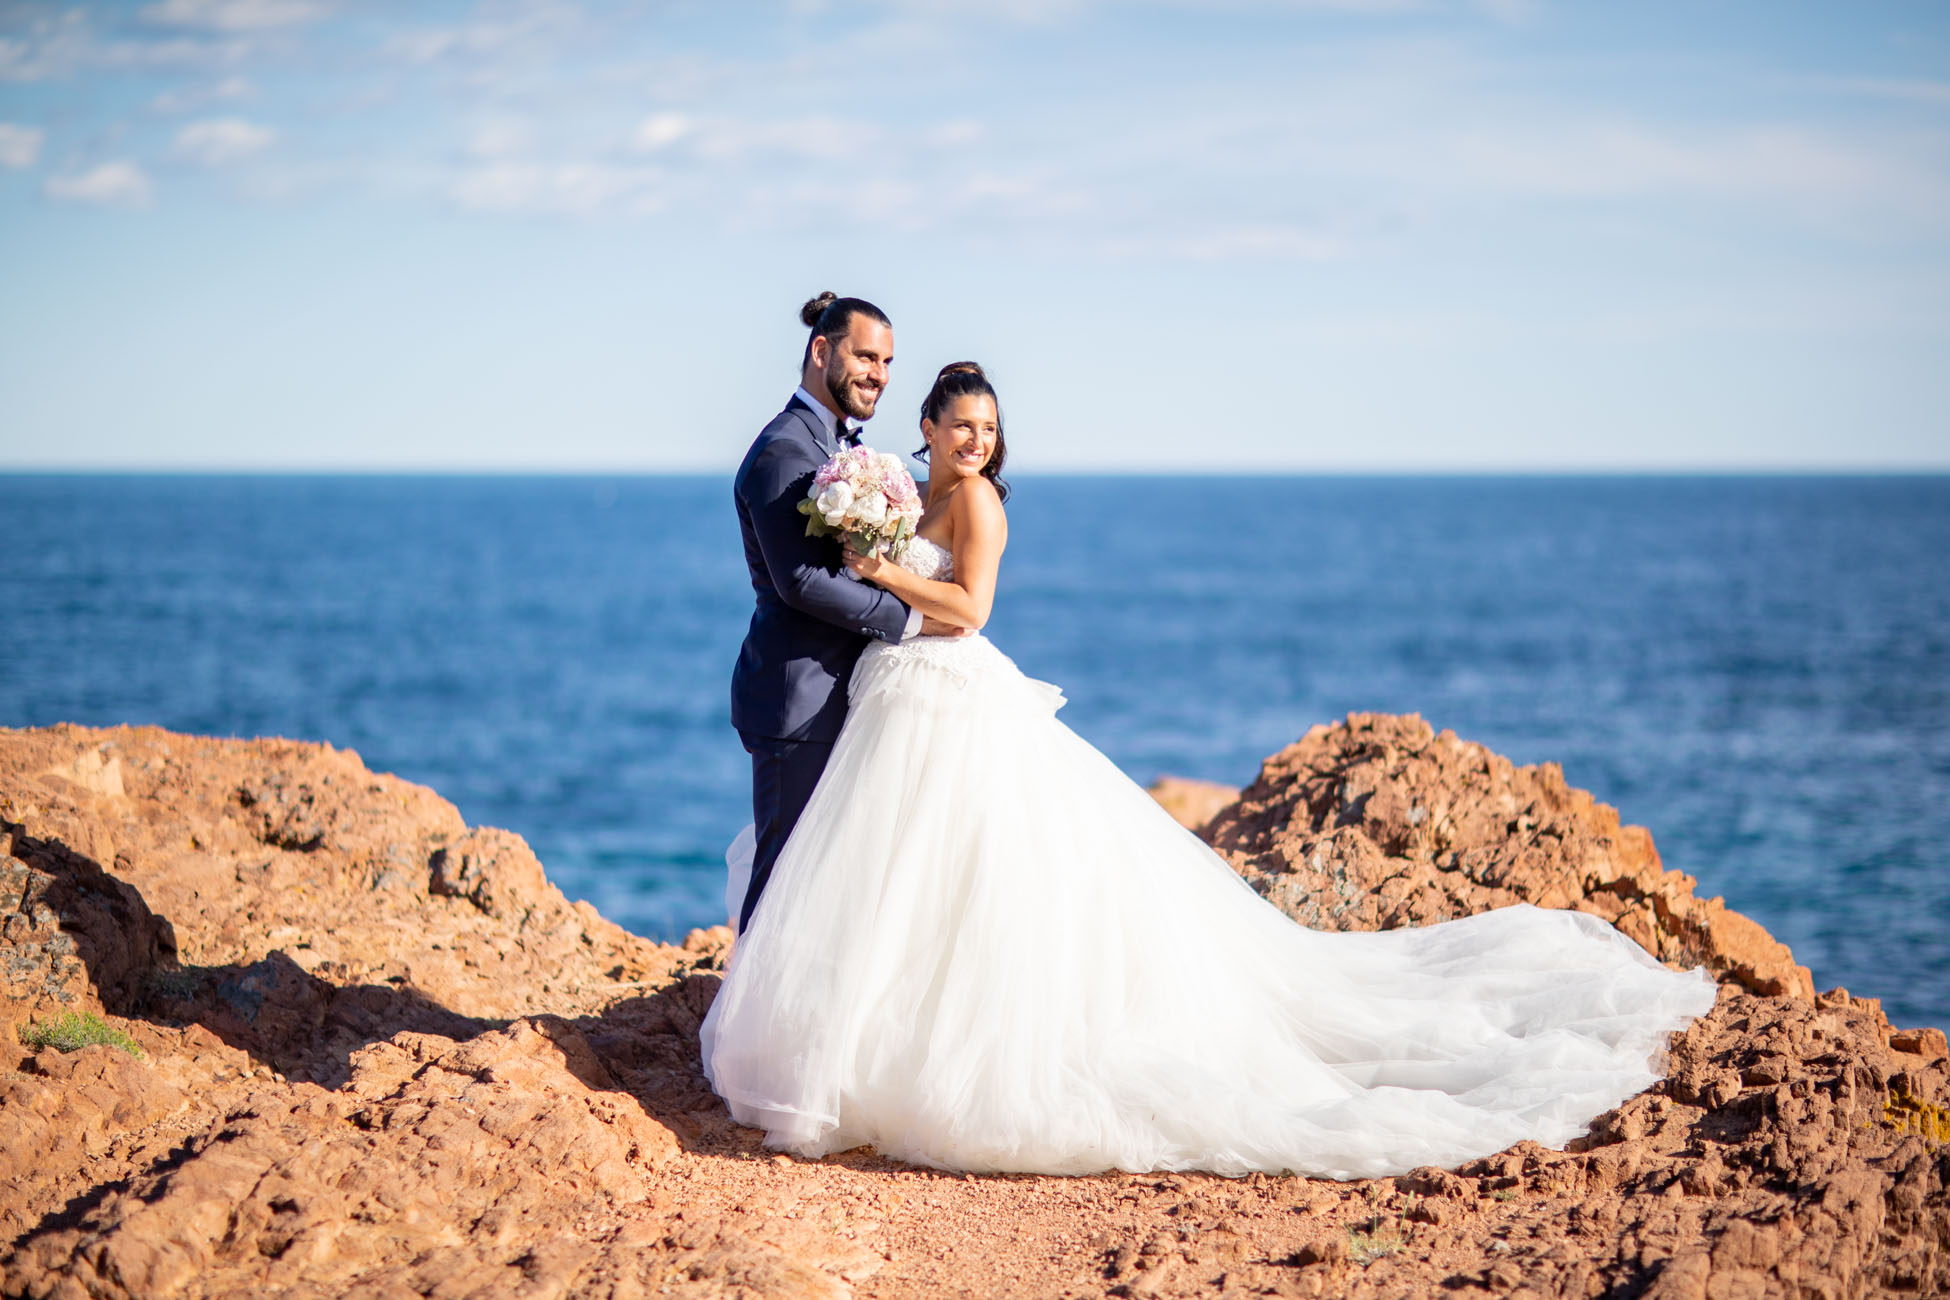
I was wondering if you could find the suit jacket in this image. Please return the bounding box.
[730,395,912,742]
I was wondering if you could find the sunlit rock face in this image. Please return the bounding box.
[1202,711,1814,999]
[2,718,1945,1300]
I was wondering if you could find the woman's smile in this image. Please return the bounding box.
[925,392,1001,483]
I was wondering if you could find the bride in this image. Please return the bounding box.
[701,361,1716,1180]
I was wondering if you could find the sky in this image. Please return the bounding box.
[1,0,1946,472]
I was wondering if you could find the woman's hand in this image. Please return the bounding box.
[843,539,888,583]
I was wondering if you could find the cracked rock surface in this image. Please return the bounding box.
[2,717,1944,1298]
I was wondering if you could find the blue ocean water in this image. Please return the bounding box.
[2,474,1945,1029]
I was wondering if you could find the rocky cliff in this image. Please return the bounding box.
[2,717,1944,1299]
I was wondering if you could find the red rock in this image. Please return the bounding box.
[1144,776,1241,833]
[1201,713,1816,1000]
[1891,1027,1948,1060]
[2,718,1944,1300]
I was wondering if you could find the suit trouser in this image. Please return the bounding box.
[738,731,835,933]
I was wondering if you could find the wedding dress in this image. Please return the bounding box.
[700,536,1716,1180]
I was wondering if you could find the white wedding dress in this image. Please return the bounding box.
[701,537,1717,1180]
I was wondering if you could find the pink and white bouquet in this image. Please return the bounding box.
[798,444,924,558]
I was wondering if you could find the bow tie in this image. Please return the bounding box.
[838,424,861,447]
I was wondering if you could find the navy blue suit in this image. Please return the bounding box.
[731,395,910,930]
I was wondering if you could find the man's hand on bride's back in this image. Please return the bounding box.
[919,616,974,638]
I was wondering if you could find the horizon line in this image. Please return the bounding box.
[3,459,1950,475]
[4,465,1950,479]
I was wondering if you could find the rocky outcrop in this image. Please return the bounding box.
[1203,713,1815,1000]
[2,716,1944,1299]
[1143,776,1240,835]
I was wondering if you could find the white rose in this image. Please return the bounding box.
[853,492,888,527]
[877,452,905,478]
[815,481,854,524]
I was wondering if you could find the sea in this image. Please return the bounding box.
[3,474,1945,1029]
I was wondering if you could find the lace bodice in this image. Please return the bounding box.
[853,530,1037,690]
[897,535,953,582]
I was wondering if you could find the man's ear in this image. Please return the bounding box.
[807,334,830,372]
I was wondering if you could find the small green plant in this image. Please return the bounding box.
[1348,1217,1406,1263]
[18,1011,144,1058]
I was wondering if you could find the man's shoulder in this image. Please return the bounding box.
[751,399,822,453]
[738,403,822,494]
[761,398,810,436]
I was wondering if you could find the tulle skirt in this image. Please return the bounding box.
[701,633,1717,1179]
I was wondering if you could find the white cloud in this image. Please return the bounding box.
[685,115,880,164]
[174,116,277,164]
[2,7,256,81]
[44,161,155,207]
[1106,223,1348,262]
[0,9,93,82]
[449,162,663,217]
[106,36,253,69]
[1433,119,1950,217]
[0,123,45,169]
[624,110,884,164]
[381,2,586,65]
[381,29,460,64]
[153,74,256,112]
[6,0,1944,254]
[877,0,1427,19]
[1178,224,1347,262]
[140,0,328,32]
[466,119,538,160]
[634,113,691,152]
[928,119,985,148]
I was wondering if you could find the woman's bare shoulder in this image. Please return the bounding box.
[951,475,1005,519]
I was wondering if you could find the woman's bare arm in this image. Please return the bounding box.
[844,479,1008,630]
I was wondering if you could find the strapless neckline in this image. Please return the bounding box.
[899,535,953,581]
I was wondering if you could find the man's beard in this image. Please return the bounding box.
[821,362,879,422]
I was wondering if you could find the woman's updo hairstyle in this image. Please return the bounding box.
[917,361,1009,502]
[799,291,891,366]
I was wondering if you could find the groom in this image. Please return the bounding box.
[730,293,958,933]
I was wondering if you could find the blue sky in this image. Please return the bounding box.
[1,0,1946,471]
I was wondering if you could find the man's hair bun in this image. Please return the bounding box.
[796,293,891,368]
[800,292,839,328]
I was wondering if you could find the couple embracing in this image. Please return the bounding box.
[702,292,1716,1180]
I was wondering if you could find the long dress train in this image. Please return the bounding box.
[701,537,1716,1179]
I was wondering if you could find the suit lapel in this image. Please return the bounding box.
[787,395,839,459]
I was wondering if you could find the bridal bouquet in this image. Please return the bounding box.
[799,444,924,558]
